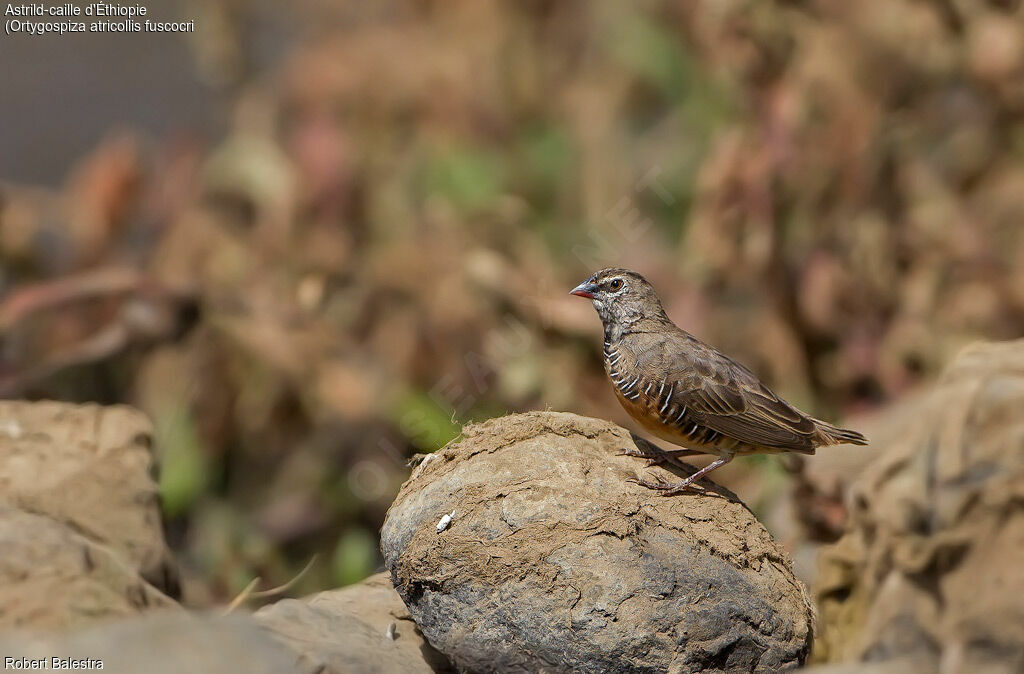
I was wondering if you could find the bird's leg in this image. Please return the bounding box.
[630,456,732,496]
[663,449,706,458]
[617,440,705,469]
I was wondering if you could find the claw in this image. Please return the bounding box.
[628,473,704,496]
[618,446,667,467]
[627,475,670,490]
[618,447,658,459]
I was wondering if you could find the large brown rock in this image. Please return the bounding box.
[816,340,1024,672]
[256,571,453,673]
[0,401,180,630]
[0,401,179,596]
[0,506,179,630]
[381,411,814,673]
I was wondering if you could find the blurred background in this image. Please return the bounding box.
[2,0,1023,606]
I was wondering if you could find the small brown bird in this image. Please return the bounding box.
[571,268,867,495]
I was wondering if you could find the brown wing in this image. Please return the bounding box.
[664,332,821,452]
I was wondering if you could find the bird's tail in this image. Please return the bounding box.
[813,420,868,446]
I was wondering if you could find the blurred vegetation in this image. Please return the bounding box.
[2,0,1023,604]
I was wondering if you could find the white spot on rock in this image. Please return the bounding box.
[436,509,456,533]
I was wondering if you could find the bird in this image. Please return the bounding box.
[570,268,867,495]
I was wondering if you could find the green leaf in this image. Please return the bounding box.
[422,144,507,212]
[154,405,209,518]
[332,528,378,586]
[391,389,462,452]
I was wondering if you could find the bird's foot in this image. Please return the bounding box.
[628,456,730,496]
[617,446,669,467]
[618,444,703,470]
[627,474,704,496]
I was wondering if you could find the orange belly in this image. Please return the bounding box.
[614,386,714,452]
[613,384,773,456]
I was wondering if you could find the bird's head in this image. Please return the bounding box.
[570,268,668,335]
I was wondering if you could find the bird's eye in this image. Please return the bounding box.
[608,278,623,291]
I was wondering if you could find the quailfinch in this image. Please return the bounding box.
[571,268,867,494]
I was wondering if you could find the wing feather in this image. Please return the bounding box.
[664,333,819,451]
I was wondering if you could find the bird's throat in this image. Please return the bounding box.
[599,309,652,343]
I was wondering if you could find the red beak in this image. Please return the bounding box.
[570,279,599,299]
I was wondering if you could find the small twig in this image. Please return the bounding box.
[0,267,198,396]
[250,554,318,598]
[221,577,261,615]
[220,555,318,615]
[0,266,196,331]
[0,324,130,397]
[0,267,142,331]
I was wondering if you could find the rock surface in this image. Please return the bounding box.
[0,613,303,674]
[0,401,180,630]
[816,340,1024,673]
[381,411,814,673]
[0,506,179,630]
[256,571,453,673]
[0,401,179,595]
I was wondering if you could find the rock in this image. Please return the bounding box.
[256,571,453,673]
[0,401,180,597]
[816,340,1024,673]
[0,612,303,674]
[0,401,181,630]
[0,506,179,630]
[381,411,813,673]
